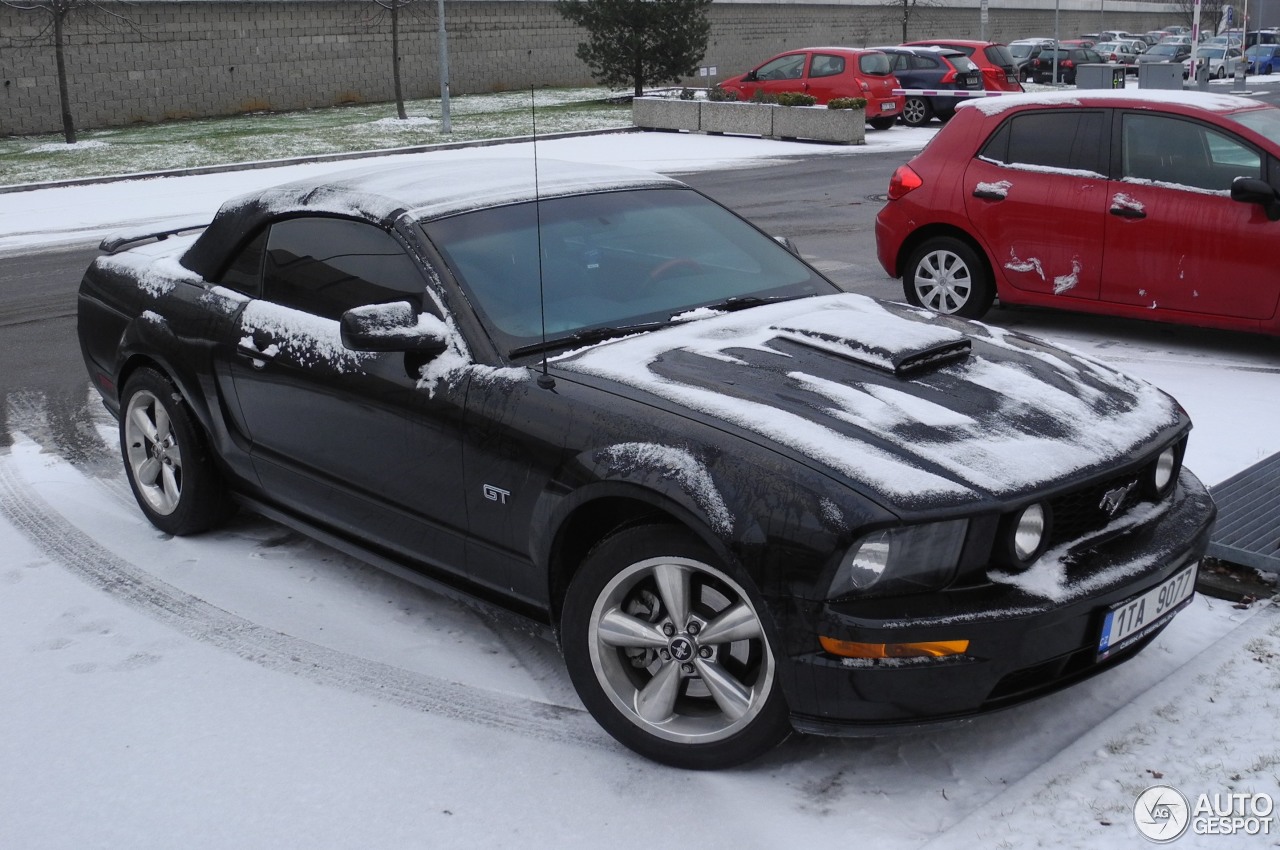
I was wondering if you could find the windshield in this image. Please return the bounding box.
[423,188,834,357]
[1149,45,1179,56]
[1230,105,1280,145]
[1201,47,1226,58]
[1009,43,1035,59]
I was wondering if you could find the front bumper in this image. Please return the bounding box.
[780,469,1216,734]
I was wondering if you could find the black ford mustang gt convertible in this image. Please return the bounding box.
[78,158,1214,769]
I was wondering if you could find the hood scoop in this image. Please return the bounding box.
[772,309,971,377]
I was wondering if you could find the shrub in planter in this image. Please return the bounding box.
[775,92,818,107]
[707,86,739,102]
[827,97,868,110]
[750,88,777,104]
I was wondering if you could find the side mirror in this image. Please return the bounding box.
[773,235,802,257]
[340,301,449,354]
[745,70,759,82]
[1230,176,1280,221]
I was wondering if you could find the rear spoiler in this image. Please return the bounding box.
[99,217,210,254]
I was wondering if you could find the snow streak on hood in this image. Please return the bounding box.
[556,294,1181,509]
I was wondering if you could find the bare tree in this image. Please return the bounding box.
[1177,0,1227,35]
[2,0,143,143]
[886,0,940,42]
[362,0,433,120]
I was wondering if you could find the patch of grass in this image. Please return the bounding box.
[0,87,633,187]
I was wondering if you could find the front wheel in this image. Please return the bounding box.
[900,96,933,127]
[869,116,897,131]
[1216,66,1227,79]
[562,525,790,769]
[120,367,232,535]
[903,237,995,318]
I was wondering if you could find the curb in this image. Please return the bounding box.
[0,126,640,195]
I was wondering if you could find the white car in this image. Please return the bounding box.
[1185,46,1244,79]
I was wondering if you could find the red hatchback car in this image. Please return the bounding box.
[875,90,1280,335]
[903,39,1024,91]
[718,47,905,129]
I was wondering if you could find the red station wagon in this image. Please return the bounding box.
[718,47,905,129]
[875,90,1280,335]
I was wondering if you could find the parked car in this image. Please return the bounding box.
[1027,46,1105,84]
[1137,42,1192,67]
[718,47,904,129]
[1008,38,1057,81]
[876,90,1280,335]
[80,156,1216,769]
[1059,38,1097,50]
[1141,31,1166,46]
[1185,46,1243,79]
[870,45,983,126]
[1093,40,1142,71]
[1246,43,1280,74]
[903,39,1023,91]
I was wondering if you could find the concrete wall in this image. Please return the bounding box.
[1,0,1184,136]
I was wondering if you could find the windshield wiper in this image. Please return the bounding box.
[696,294,807,313]
[509,322,665,359]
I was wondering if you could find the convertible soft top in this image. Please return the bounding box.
[180,158,680,280]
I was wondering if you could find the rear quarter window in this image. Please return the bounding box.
[858,52,892,75]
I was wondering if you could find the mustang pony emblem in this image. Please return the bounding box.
[1100,480,1138,517]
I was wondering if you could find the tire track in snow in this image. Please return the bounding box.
[0,455,608,750]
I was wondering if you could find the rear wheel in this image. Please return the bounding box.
[903,237,995,319]
[869,116,897,131]
[562,525,790,769]
[900,96,933,127]
[120,368,232,535]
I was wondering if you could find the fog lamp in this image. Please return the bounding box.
[819,637,970,659]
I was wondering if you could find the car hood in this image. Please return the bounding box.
[555,294,1182,511]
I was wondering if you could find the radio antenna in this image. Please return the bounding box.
[531,85,555,390]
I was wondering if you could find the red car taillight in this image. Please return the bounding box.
[1063,60,1075,68]
[887,165,923,200]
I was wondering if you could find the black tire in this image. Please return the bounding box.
[1216,66,1226,79]
[900,96,933,127]
[562,525,790,769]
[903,236,995,319]
[869,116,897,131]
[119,367,232,535]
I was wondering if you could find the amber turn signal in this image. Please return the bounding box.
[819,637,970,659]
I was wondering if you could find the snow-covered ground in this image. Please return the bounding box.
[3,107,1279,849]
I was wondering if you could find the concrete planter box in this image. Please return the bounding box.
[772,105,865,145]
[632,97,702,131]
[700,101,776,137]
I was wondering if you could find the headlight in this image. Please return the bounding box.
[1145,440,1184,500]
[995,502,1052,570]
[827,520,969,599]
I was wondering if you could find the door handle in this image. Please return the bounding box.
[1109,206,1146,219]
[972,189,1006,201]
[236,340,279,369]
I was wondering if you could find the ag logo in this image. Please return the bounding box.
[1134,785,1190,843]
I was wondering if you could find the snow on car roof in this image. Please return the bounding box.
[962,88,1266,117]
[180,158,679,279]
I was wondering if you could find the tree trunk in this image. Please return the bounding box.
[392,2,407,120]
[54,9,77,144]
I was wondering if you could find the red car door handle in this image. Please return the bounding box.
[972,188,1006,201]
[1109,206,1146,219]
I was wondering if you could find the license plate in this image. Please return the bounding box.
[881,101,897,111]
[1098,563,1197,658]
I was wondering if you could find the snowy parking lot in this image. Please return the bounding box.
[2,113,1279,849]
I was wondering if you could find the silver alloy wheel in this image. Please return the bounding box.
[124,388,183,515]
[902,97,930,126]
[587,556,776,744]
[912,247,974,314]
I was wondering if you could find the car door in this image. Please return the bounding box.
[740,52,810,100]
[803,52,852,102]
[219,216,474,576]
[963,109,1109,301]
[1100,111,1279,320]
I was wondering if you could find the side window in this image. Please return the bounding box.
[811,54,846,78]
[1122,114,1261,192]
[262,218,427,320]
[756,54,805,80]
[911,55,940,71]
[858,53,891,76]
[982,111,1106,173]
[219,229,267,298]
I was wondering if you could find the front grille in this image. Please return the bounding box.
[1047,469,1146,545]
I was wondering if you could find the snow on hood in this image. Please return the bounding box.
[556,294,1181,509]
